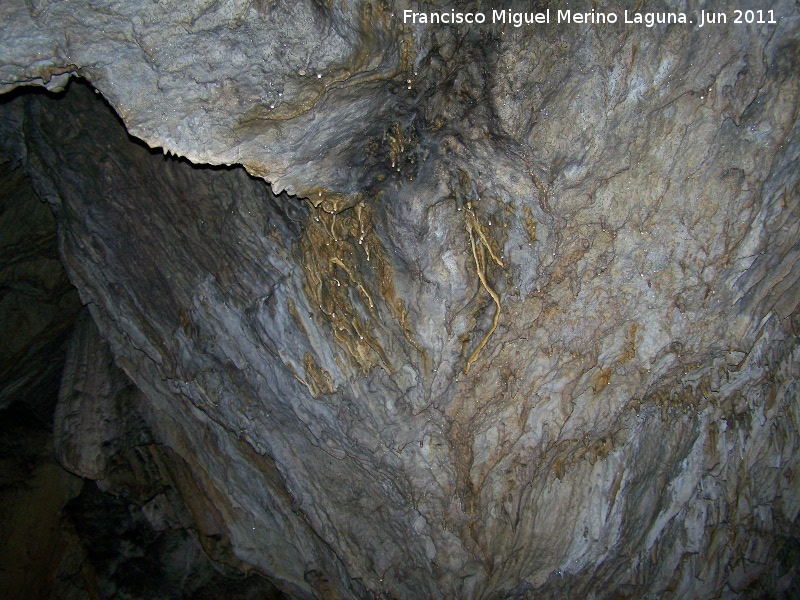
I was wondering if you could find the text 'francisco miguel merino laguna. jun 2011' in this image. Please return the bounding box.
[402,8,778,28]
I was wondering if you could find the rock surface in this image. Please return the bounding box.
[0,91,82,419]
[2,0,800,597]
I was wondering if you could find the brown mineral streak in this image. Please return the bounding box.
[303,351,335,396]
[297,196,423,375]
[463,200,505,374]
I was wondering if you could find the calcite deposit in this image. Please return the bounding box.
[1,0,799,597]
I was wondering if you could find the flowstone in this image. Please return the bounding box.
[2,0,800,597]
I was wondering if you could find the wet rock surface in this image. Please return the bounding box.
[1,0,800,597]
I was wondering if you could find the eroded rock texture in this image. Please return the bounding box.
[2,0,800,597]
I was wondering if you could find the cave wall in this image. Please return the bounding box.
[2,0,800,598]
[0,90,82,420]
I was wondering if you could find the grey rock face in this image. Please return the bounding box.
[2,0,800,597]
[54,311,151,479]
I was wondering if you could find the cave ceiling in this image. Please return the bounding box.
[2,0,800,598]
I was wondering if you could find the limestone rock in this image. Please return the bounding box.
[2,0,800,597]
[54,310,149,479]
